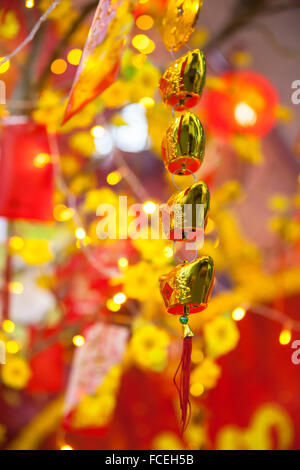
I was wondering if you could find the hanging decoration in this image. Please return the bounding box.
[159,49,206,110]
[161,112,205,174]
[62,0,135,125]
[160,181,210,241]
[63,322,129,436]
[157,0,214,434]
[161,0,203,52]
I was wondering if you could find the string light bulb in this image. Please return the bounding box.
[75,227,86,240]
[113,293,127,305]
[2,320,15,333]
[143,201,156,215]
[279,328,292,345]
[73,335,85,347]
[232,307,246,321]
[118,257,129,269]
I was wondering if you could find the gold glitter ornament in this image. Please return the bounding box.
[161,112,205,175]
[159,49,206,110]
[161,0,204,52]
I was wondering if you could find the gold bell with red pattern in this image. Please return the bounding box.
[161,112,205,175]
[159,49,206,111]
[160,181,210,241]
[159,255,214,315]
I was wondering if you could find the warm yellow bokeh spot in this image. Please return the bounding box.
[67,48,82,65]
[51,59,67,74]
[0,57,10,74]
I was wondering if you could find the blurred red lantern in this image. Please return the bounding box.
[0,117,54,222]
[201,71,279,138]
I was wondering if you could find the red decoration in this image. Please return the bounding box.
[0,117,54,222]
[27,328,64,394]
[201,70,278,137]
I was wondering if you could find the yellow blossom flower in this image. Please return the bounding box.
[190,358,221,390]
[152,432,183,450]
[203,316,240,358]
[18,240,53,265]
[129,323,170,372]
[101,80,130,108]
[39,0,72,19]
[268,194,290,212]
[1,356,31,390]
[69,174,96,195]
[59,154,81,178]
[84,188,118,212]
[132,234,172,267]
[131,62,160,102]
[117,262,162,302]
[97,365,122,395]
[72,393,116,429]
[230,51,253,67]
[69,132,95,158]
[231,135,263,164]
[0,10,20,39]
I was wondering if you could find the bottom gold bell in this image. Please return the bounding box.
[159,256,214,315]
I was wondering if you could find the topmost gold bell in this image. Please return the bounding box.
[159,49,206,111]
[161,0,204,52]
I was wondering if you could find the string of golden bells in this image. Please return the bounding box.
[158,0,215,433]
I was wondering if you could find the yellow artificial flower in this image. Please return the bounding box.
[18,240,53,265]
[190,358,221,390]
[133,234,173,267]
[101,80,130,108]
[230,51,253,67]
[59,155,81,178]
[231,135,263,164]
[72,393,116,429]
[69,174,96,195]
[36,274,56,290]
[268,194,290,212]
[1,356,31,390]
[152,432,183,450]
[84,188,118,212]
[0,10,20,39]
[129,323,170,372]
[147,103,172,155]
[69,132,95,158]
[276,105,294,122]
[39,0,72,19]
[189,27,210,48]
[131,62,160,102]
[203,316,240,358]
[117,261,162,302]
[97,365,122,395]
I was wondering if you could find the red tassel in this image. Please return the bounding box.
[174,335,192,434]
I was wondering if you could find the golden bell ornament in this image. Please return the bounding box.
[161,112,205,175]
[159,255,214,315]
[160,181,210,241]
[161,0,204,52]
[159,49,206,110]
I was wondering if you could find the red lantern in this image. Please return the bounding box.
[0,117,54,222]
[201,71,278,138]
